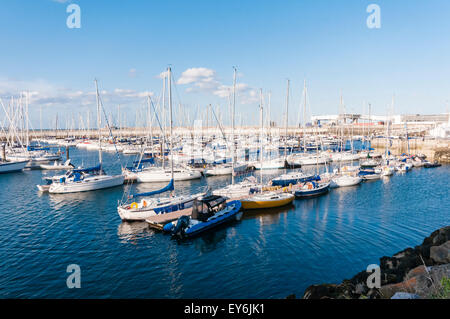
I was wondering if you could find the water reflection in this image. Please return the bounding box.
[117,221,155,244]
[242,204,294,225]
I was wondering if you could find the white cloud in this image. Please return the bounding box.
[0,77,153,108]
[176,67,258,104]
[177,67,217,85]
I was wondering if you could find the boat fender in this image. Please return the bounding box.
[163,222,175,233]
[307,183,313,190]
[130,202,138,209]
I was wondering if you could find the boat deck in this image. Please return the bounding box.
[145,207,193,230]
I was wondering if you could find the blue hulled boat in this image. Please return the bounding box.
[271,171,317,187]
[163,196,242,238]
[294,181,330,198]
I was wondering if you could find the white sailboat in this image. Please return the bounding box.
[329,94,363,188]
[117,67,204,221]
[47,80,124,194]
[213,67,258,198]
[0,157,28,173]
[123,72,201,183]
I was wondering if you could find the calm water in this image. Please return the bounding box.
[0,147,449,298]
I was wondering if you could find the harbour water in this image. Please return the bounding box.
[0,147,449,298]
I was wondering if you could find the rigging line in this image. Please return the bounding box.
[169,69,184,127]
[211,105,231,151]
[98,93,124,171]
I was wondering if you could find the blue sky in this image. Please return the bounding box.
[0,0,449,128]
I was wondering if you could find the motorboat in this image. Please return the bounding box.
[163,195,242,238]
[46,165,124,193]
[39,159,74,170]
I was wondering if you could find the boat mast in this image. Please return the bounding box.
[94,79,103,174]
[162,73,166,169]
[167,67,174,181]
[25,92,29,148]
[231,67,237,185]
[302,79,307,153]
[284,79,289,159]
[259,89,263,184]
[147,94,154,153]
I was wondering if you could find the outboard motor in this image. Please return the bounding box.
[171,215,190,237]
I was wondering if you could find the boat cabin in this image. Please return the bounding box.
[191,195,227,221]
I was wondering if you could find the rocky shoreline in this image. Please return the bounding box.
[300,226,450,299]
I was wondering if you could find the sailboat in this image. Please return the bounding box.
[213,67,258,198]
[329,94,362,188]
[240,89,295,210]
[287,80,329,166]
[0,143,28,173]
[45,80,124,193]
[2,94,61,168]
[271,80,317,187]
[118,67,204,221]
[122,72,201,183]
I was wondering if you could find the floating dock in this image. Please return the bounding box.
[145,207,193,230]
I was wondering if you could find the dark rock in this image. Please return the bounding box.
[430,241,450,264]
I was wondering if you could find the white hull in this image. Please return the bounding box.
[328,152,360,162]
[331,175,362,187]
[133,169,202,183]
[49,175,124,193]
[117,194,203,221]
[212,179,258,199]
[204,163,248,176]
[39,160,73,170]
[288,155,329,166]
[8,152,62,168]
[252,158,285,170]
[204,165,233,176]
[0,160,28,173]
[362,173,381,180]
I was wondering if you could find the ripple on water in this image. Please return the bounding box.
[0,147,449,298]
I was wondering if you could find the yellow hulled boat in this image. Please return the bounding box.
[240,192,295,210]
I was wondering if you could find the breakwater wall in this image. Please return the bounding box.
[371,138,450,162]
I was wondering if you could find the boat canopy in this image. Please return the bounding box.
[127,158,155,171]
[131,179,174,198]
[27,146,50,151]
[72,164,101,173]
[133,158,155,164]
[192,195,227,221]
